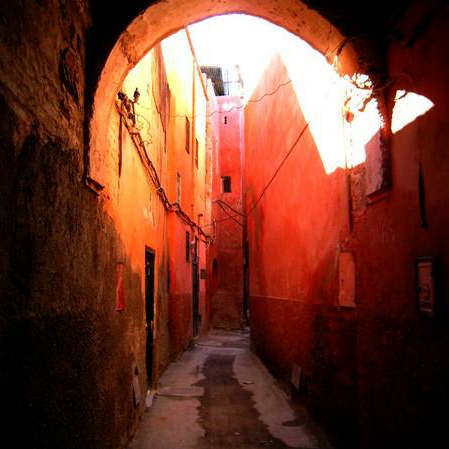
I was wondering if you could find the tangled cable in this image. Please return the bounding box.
[116,100,212,244]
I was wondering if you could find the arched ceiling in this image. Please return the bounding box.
[86,0,412,178]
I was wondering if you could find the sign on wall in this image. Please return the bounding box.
[416,257,437,317]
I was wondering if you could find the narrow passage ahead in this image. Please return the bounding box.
[129,330,332,449]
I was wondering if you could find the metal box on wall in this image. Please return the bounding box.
[416,257,437,317]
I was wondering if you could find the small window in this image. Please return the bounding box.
[176,172,181,204]
[223,116,228,125]
[186,231,190,262]
[185,118,190,153]
[195,139,199,168]
[222,176,231,193]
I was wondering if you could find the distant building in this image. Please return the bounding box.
[201,64,244,97]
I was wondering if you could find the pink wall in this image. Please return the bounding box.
[209,96,244,329]
[244,53,355,446]
[205,80,220,325]
[244,6,449,448]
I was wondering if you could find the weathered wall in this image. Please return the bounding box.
[244,52,357,447]
[110,45,174,383]
[0,3,211,447]
[353,4,449,448]
[205,79,220,322]
[163,31,210,355]
[2,0,447,448]
[210,97,244,329]
[0,1,148,448]
[245,3,449,449]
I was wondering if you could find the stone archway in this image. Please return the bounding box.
[87,0,363,188]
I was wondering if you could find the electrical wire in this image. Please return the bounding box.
[201,214,241,228]
[135,79,293,119]
[202,47,411,229]
[250,76,339,212]
[216,201,243,227]
[117,35,356,235]
[247,119,312,215]
[200,74,340,229]
[116,102,212,244]
[213,199,244,216]
[133,37,352,121]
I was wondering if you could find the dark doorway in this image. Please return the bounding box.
[192,236,200,337]
[145,248,155,388]
[243,239,249,325]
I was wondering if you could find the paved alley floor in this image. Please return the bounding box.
[128,330,332,449]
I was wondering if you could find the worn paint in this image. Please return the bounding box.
[2,1,449,449]
[210,97,244,329]
[244,5,449,449]
[244,51,359,447]
[163,31,211,353]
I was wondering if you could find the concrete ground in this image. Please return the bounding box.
[129,330,333,449]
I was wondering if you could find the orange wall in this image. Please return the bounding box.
[107,48,171,386]
[102,33,215,384]
[162,30,211,352]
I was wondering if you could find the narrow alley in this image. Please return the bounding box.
[2,2,449,449]
[129,330,331,449]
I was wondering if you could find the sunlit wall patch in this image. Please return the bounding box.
[391,90,434,134]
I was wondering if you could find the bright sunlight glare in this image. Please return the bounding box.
[189,14,302,102]
[189,14,353,174]
[391,90,434,134]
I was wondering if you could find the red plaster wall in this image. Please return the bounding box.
[210,96,244,329]
[245,7,449,448]
[167,212,209,356]
[205,80,220,322]
[352,5,449,448]
[105,36,213,375]
[244,53,357,447]
[168,214,193,355]
[198,240,208,330]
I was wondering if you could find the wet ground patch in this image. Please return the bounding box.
[194,353,292,448]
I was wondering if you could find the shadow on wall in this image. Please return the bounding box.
[354,99,449,449]
[0,92,161,449]
[244,52,358,449]
[246,46,449,449]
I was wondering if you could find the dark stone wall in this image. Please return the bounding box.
[0,2,146,448]
[0,92,146,449]
[354,4,449,447]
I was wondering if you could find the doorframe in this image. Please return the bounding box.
[145,246,156,388]
[243,239,250,326]
[192,236,200,337]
